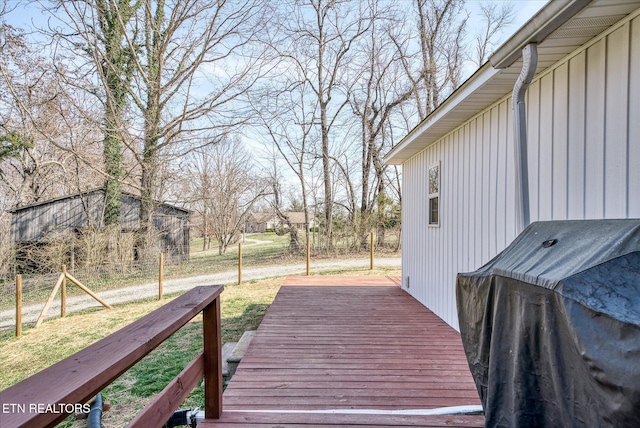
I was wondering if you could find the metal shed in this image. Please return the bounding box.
[9,189,190,260]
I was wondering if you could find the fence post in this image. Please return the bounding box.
[159,253,164,300]
[370,231,374,270]
[306,234,311,276]
[16,275,22,338]
[61,265,67,318]
[238,243,242,285]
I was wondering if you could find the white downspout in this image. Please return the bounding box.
[512,43,537,233]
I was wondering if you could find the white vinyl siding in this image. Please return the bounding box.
[402,12,640,330]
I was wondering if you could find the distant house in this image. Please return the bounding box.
[244,212,318,233]
[384,0,640,330]
[9,189,190,260]
[244,213,275,233]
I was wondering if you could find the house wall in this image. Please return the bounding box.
[402,11,640,330]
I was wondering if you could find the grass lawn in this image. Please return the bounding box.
[0,266,400,427]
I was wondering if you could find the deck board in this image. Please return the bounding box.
[201,412,485,427]
[202,276,483,427]
[281,275,402,286]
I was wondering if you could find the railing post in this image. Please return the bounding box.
[159,253,164,300]
[203,297,222,419]
[370,231,374,270]
[238,242,242,285]
[61,265,67,318]
[16,274,22,337]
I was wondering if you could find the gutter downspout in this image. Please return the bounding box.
[512,43,537,233]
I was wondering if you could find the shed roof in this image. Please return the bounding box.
[384,0,640,165]
[7,188,191,214]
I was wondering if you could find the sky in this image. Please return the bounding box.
[8,0,549,36]
[465,0,549,50]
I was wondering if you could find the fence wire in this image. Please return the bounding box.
[1,232,400,312]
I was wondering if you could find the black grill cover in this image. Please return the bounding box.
[456,220,640,427]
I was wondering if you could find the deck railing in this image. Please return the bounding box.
[0,285,224,428]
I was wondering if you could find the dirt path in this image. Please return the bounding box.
[240,237,273,247]
[189,237,272,259]
[0,257,400,329]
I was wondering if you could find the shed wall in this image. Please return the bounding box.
[10,190,190,260]
[10,192,104,243]
[402,12,640,330]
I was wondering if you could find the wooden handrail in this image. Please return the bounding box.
[0,285,224,428]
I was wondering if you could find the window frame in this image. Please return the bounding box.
[428,162,440,227]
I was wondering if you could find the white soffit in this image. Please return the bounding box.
[385,0,640,165]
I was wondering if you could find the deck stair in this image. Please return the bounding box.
[223,330,256,383]
[220,342,237,384]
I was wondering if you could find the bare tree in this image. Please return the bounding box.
[185,137,267,255]
[350,3,414,248]
[390,0,466,120]
[266,153,303,253]
[270,0,372,249]
[0,22,101,207]
[41,0,141,225]
[44,0,269,248]
[0,1,7,16]
[473,1,515,67]
[252,75,318,249]
[127,0,269,247]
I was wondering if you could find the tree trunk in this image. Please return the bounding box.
[320,105,333,250]
[98,0,140,226]
[103,133,122,226]
[139,0,164,250]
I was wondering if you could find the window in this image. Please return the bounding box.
[428,163,439,226]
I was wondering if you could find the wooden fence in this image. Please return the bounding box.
[33,265,113,330]
[13,238,379,336]
[236,233,376,284]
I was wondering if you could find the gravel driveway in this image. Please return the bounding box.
[0,257,400,329]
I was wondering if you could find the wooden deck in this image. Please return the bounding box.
[201,276,483,427]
